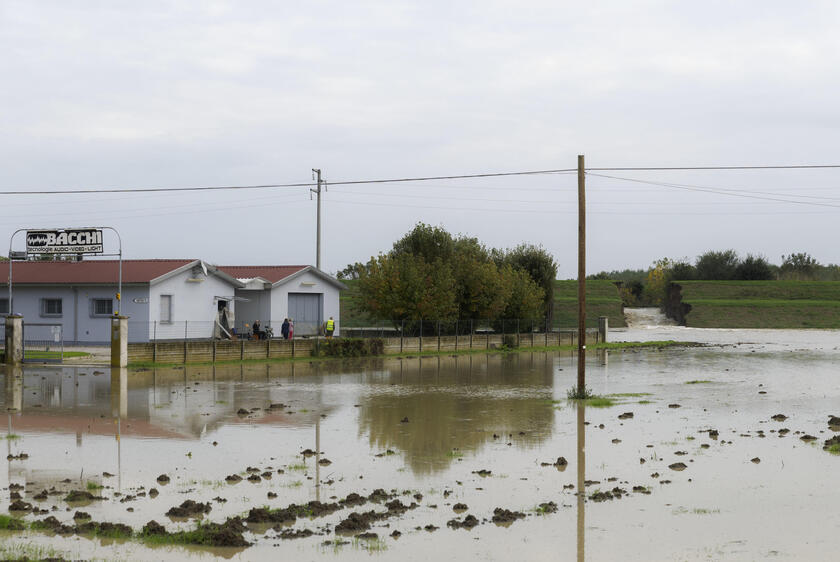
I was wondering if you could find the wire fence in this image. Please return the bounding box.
[125,318,572,343]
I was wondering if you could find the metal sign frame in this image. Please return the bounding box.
[7,226,123,316]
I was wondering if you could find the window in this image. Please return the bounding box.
[41,298,62,317]
[160,295,172,323]
[91,298,113,316]
[0,298,8,315]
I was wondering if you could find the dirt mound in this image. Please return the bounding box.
[142,520,167,535]
[166,500,212,518]
[447,514,480,529]
[492,507,525,523]
[64,490,103,502]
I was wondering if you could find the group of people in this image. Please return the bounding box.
[249,316,335,340]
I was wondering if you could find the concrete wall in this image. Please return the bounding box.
[148,268,237,340]
[269,270,342,336]
[0,285,149,344]
[127,330,600,364]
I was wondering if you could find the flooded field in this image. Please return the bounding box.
[2,328,840,560]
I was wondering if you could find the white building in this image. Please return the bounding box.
[218,265,346,337]
[1,260,344,342]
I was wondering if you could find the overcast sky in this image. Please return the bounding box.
[2,1,840,278]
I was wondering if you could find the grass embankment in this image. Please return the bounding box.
[340,278,626,329]
[553,280,625,329]
[677,281,840,328]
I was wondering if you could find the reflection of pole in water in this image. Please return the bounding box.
[599,349,609,395]
[111,368,127,493]
[315,414,321,503]
[576,403,586,562]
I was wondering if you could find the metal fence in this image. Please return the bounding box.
[22,322,64,363]
[123,318,571,343]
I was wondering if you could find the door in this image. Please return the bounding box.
[288,293,322,336]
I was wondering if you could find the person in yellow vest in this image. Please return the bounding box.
[325,316,335,339]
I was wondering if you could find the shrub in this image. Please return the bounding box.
[314,338,384,358]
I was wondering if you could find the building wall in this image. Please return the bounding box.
[269,270,342,336]
[148,268,237,340]
[0,285,149,344]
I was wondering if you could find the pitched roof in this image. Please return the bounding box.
[217,265,308,284]
[2,259,196,285]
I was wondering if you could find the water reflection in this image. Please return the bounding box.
[357,353,557,474]
[577,402,586,562]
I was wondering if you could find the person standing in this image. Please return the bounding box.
[281,318,290,340]
[288,318,294,340]
[253,320,262,340]
[325,316,335,339]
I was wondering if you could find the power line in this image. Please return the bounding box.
[1,163,839,196]
[0,169,578,196]
[588,172,840,209]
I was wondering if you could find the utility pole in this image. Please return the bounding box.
[577,154,586,393]
[311,169,323,269]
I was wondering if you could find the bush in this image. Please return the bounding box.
[314,338,384,357]
[502,335,518,349]
[696,250,739,280]
[735,254,775,280]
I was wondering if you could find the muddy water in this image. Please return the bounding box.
[1,335,840,561]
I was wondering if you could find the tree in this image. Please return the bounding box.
[735,254,775,280]
[336,262,367,280]
[669,259,696,281]
[499,265,545,322]
[492,243,557,318]
[358,253,457,327]
[695,250,739,280]
[780,252,819,280]
[391,223,455,264]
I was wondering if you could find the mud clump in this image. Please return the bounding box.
[668,404,681,408]
[669,462,687,471]
[589,487,627,502]
[142,520,167,535]
[491,507,526,523]
[448,514,480,530]
[156,474,170,484]
[828,415,840,428]
[279,528,314,539]
[64,490,103,502]
[800,435,818,442]
[771,414,788,422]
[73,511,91,520]
[335,511,375,533]
[472,469,492,477]
[340,492,367,507]
[538,501,558,513]
[823,435,840,451]
[225,474,243,483]
[452,503,468,512]
[368,488,394,503]
[236,408,250,416]
[617,412,634,420]
[751,457,761,464]
[166,500,212,518]
[356,531,378,539]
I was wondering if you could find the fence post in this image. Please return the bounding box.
[153,321,157,363]
[183,320,188,364]
[470,319,473,350]
[516,318,520,347]
[240,338,244,360]
[437,321,440,352]
[400,319,404,353]
[455,320,458,351]
[419,318,423,352]
[266,335,270,358]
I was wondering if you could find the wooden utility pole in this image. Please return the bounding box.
[311,169,323,269]
[577,154,586,392]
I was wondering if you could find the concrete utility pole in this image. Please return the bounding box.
[311,169,323,269]
[577,155,586,392]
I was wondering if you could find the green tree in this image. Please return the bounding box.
[358,253,457,327]
[780,252,819,280]
[500,265,545,321]
[735,254,775,280]
[391,223,455,264]
[492,243,557,318]
[336,262,367,280]
[695,250,739,280]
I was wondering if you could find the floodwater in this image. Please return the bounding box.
[2,328,840,561]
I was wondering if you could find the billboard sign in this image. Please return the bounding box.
[26,229,104,255]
